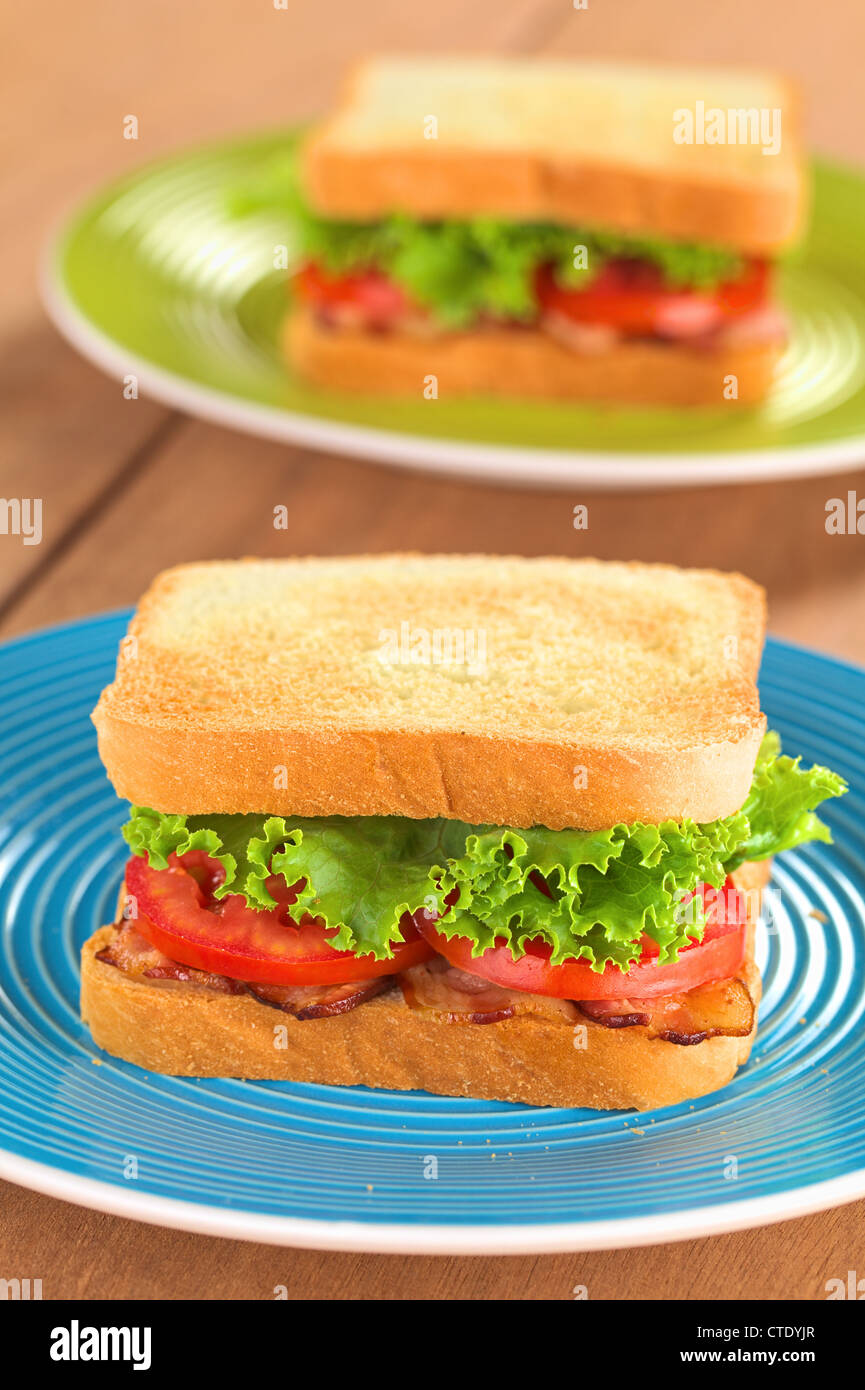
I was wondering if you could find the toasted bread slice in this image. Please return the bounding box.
[79,863,768,1111]
[287,306,783,406]
[302,57,805,252]
[80,932,761,1109]
[92,555,766,828]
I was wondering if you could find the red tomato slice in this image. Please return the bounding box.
[417,880,747,1000]
[125,851,434,986]
[294,261,412,327]
[536,259,770,339]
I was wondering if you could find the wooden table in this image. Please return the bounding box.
[2,0,864,1300]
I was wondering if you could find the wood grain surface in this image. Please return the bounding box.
[1,0,864,1301]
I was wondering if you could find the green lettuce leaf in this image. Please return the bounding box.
[229,156,744,326]
[724,731,847,870]
[432,814,750,969]
[267,816,473,953]
[123,810,475,957]
[122,733,846,969]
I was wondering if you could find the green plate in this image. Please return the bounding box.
[43,131,865,488]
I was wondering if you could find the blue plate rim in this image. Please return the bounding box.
[2,1149,865,1253]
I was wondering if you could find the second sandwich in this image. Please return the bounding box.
[238,57,806,406]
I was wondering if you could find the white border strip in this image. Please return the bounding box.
[40,243,865,493]
[3,1149,865,1254]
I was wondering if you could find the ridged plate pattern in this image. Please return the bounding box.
[0,613,863,1250]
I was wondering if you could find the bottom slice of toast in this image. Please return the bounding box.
[287,308,783,408]
[80,863,769,1111]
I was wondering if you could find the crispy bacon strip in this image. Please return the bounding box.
[97,924,752,1041]
[577,1001,652,1029]
[247,977,393,1020]
[713,305,788,348]
[400,957,577,1024]
[96,920,246,995]
[578,976,755,1045]
[96,921,393,1019]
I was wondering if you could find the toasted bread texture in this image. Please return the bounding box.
[92,555,767,829]
[79,865,767,1110]
[302,58,805,252]
[287,306,783,406]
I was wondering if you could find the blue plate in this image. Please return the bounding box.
[0,612,863,1253]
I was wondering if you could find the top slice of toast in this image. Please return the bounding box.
[301,57,805,252]
[92,555,767,830]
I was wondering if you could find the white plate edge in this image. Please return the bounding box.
[3,1148,865,1255]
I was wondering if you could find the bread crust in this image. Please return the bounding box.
[80,866,768,1111]
[80,932,761,1110]
[303,146,801,256]
[301,59,805,253]
[93,714,765,833]
[287,308,782,406]
[92,553,768,830]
